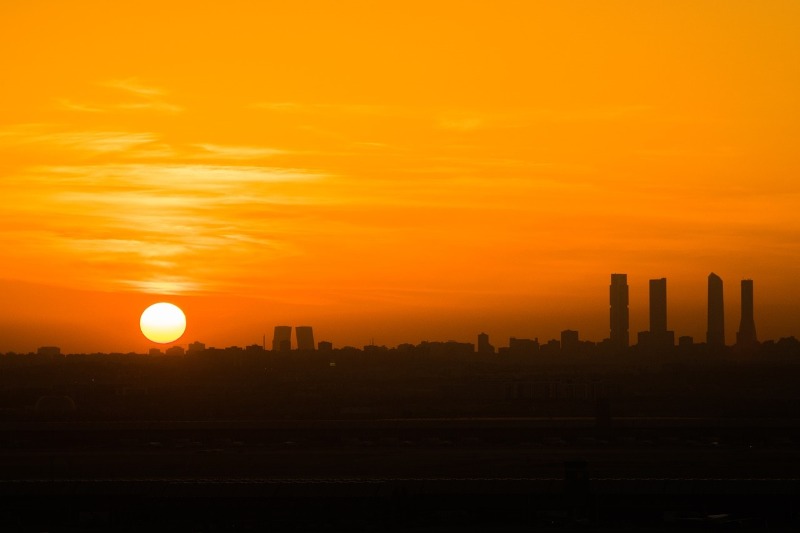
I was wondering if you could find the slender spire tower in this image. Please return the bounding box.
[649,278,667,335]
[706,273,725,349]
[610,273,629,352]
[736,279,758,348]
[645,277,674,353]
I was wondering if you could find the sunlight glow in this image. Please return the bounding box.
[140,302,187,343]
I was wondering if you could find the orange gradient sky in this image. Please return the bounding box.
[2,0,799,353]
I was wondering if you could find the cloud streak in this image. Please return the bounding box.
[55,78,183,114]
[0,122,329,294]
[102,78,166,97]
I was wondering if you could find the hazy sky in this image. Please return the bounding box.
[2,1,799,352]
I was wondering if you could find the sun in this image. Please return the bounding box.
[140,302,186,344]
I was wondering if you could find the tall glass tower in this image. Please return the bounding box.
[272,325,292,352]
[295,326,316,351]
[610,273,629,351]
[649,278,667,334]
[706,273,725,349]
[736,279,758,347]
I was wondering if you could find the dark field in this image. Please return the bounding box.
[3,417,800,479]
[3,352,800,530]
[2,418,800,531]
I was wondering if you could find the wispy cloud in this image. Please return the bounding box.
[113,101,183,113]
[252,101,395,116]
[47,131,158,152]
[121,277,205,294]
[0,126,159,153]
[0,159,326,293]
[56,78,183,114]
[192,143,289,160]
[0,120,329,294]
[0,126,296,162]
[102,78,165,97]
[55,99,104,113]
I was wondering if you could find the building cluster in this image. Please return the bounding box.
[607,272,759,354]
[272,326,316,352]
[470,273,761,358]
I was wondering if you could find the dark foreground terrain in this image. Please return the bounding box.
[2,349,800,529]
[2,417,800,531]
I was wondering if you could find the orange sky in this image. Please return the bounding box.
[1,1,799,353]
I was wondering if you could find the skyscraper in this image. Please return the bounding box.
[736,279,758,348]
[272,326,292,352]
[295,326,315,351]
[645,278,674,353]
[509,337,538,356]
[649,278,667,334]
[706,273,725,349]
[610,273,629,351]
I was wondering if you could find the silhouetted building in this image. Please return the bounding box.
[396,343,415,353]
[650,278,667,333]
[509,337,539,356]
[296,326,315,351]
[678,335,694,348]
[736,279,758,349]
[610,273,629,352]
[272,326,292,352]
[418,340,474,357]
[637,330,674,353]
[645,278,674,353]
[561,330,579,355]
[36,346,61,357]
[148,348,162,356]
[707,273,725,349]
[165,345,185,356]
[317,341,333,352]
[478,332,494,355]
[637,330,651,348]
[540,339,561,356]
[459,341,478,354]
[364,344,388,354]
[187,341,206,354]
[597,338,615,356]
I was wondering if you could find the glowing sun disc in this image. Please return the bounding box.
[140,302,186,343]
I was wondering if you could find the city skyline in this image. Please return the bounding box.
[2,2,799,353]
[5,271,780,354]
